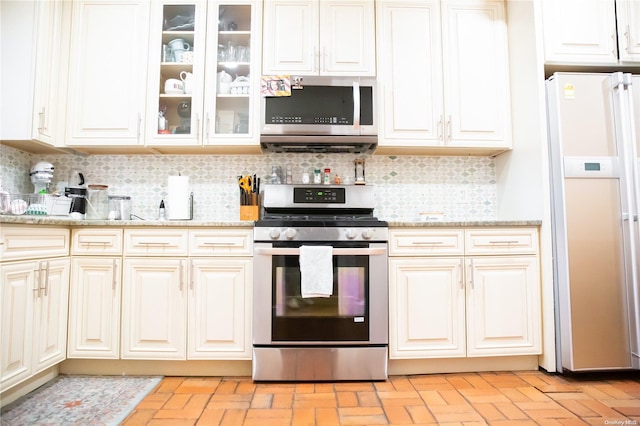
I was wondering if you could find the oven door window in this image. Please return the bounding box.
[272,251,369,342]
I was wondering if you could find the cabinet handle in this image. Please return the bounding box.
[38,107,46,132]
[313,46,319,73]
[136,113,142,143]
[459,259,464,290]
[437,116,443,141]
[412,241,443,245]
[33,267,41,295]
[202,242,237,246]
[624,25,630,53]
[467,258,474,290]
[40,261,49,297]
[179,260,185,291]
[322,46,327,73]
[196,113,201,144]
[488,240,519,245]
[190,261,194,290]
[206,113,211,141]
[112,259,118,291]
[447,115,452,142]
[138,242,169,246]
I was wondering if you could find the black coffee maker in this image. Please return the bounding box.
[65,170,86,218]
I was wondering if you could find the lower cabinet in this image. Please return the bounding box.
[120,228,253,360]
[1,258,70,390]
[389,227,541,359]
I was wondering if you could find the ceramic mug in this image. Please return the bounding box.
[168,38,190,52]
[180,71,194,94]
[164,78,184,94]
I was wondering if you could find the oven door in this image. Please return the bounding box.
[253,241,388,346]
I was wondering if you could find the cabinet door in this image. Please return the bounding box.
[146,0,206,147]
[31,0,68,145]
[65,0,149,146]
[32,258,70,373]
[262,0,319,75]
[465,256,541,356]
[389,257,465,358]
[617,0,640,62]
[121,258,187,359]
[542,0,618,64]
[188,258,252,359]
[0,261,37,390]
[442,0,511,150]
[68,257,121,359]
[205,1,262,145]
[320,0,375,76]
[376,0,443,147]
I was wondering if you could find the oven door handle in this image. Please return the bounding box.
[254,247,386,256]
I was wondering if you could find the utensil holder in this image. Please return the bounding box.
[239,205,259,221]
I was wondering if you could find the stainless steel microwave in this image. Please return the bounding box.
[260,76,377,153]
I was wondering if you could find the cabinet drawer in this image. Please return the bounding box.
[465,228,538,255]
[72,228,123,255]
[389,229,464,256]
[124,229,188,256]
[0,226,69,261]
[189,229,252,256]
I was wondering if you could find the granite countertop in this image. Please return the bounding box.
[1,215,541,228]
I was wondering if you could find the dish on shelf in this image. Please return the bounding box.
[164,89,185,95]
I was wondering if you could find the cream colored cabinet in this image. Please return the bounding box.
[0,226,70,393]
[65,0,149,146]
[0,0,67,146]
[68,229,123,359]
[146,0,262,148]
[388,227,541,359]
[465,256,540,356]
[542,0,640,64]
[262,0,376,76]
[188,229,252,359]
[121,229,188,359]
[376,0,511,155]
[120,228,252,360]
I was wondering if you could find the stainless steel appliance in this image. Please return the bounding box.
[546,72,640,372]
[260,76,377,154]
[252,184,388,381]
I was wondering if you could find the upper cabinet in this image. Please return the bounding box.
[0,0,67,147]
[262,0,376,76]
[542,0,640,64]
[145,0,262,149]
[65,0,150,146]
[376,0,512,155]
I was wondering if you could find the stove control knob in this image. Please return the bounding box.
[284,228,297,239]
[361,228,375,240]
[345,229,358,239]
[268,228,281,239]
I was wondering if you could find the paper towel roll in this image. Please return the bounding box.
[168,175,190,220]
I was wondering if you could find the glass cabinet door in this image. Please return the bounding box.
[204,1,261,145]
[147,0,206,146]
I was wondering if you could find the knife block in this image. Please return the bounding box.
[239,205,259,221]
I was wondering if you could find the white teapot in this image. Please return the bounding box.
[180,71,194,94]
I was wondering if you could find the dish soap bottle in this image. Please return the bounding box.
[158,200,166,221]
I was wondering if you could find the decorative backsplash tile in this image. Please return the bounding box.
[0,144,496,221]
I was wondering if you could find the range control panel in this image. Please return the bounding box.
[293,187,346,204]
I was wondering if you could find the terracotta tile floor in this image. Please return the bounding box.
[122,370,640,425]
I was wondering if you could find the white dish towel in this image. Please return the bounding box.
[299,245,333,298]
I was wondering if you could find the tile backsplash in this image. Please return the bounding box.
[0,144,496,221]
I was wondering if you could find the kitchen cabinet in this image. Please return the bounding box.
[262,0,376,76]
[64,0,149,147]
[145,0,262,148]
[121,228,253,360]
[388,227,541,359]
[0,226,70,392]
[541,0,640,64]
[68,229,123,359]
[375,0,512,155]
[0,0,67,146]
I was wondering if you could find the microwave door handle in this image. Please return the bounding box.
[353,82,360,130]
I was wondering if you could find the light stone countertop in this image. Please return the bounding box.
[0,215,541,228]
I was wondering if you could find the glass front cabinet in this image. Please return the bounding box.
[146,0,262,148]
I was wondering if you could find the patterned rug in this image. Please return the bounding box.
[1,375,162,426]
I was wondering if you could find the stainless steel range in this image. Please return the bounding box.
[252,184,389,381]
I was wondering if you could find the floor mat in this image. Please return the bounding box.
[1,375,162,426]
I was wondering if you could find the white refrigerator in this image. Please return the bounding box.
[546,72,640,372]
